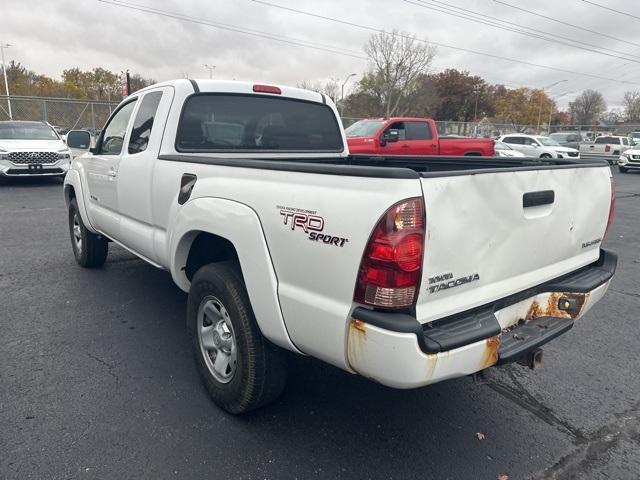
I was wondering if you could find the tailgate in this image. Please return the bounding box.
[415,165,612,324]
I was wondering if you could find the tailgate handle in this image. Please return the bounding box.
[523,190,555,208]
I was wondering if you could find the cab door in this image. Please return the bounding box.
[116,87,174,263]
[404,121,438,155]
[85,99,137,238]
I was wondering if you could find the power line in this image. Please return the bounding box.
[492,0,640,49]
[581,0,640,21]
[96,0,368,60]
[252,0,640,87]
[406,0,640,62]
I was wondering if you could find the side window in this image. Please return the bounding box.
[128,91,163,154]
[405,121,432,140]
[98,100,137,155]
[503,136,522,144]
[524,137,538,146]
[622,137,629,146]
[386,121,406,140]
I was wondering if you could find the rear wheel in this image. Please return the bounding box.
[188,262,287,414]
[619,166,628,173]
[68,198,108,268]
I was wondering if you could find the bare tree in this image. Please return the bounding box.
[623,90,640,121]
[364,30,436,117]
[568,89,606,125]
[297,79,340,104]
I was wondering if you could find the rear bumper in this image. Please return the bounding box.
[347,249,616,389]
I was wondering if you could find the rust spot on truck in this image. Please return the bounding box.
[351,320,367,335]
[480,335,500,369]
[523,292,589,323]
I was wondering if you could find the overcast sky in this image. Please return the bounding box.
[4,0,640,110]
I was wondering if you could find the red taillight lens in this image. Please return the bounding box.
[253,84,281,94]
[604,177,616,240]
[605,144,611,152]
[354,198,425,309]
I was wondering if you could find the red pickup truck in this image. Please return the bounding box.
[345,117,494,156]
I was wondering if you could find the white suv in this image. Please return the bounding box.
[0,121,72,179]
[499,134,581,159]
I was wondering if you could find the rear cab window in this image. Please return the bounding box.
[405,121,432,140]
[176,94,343,153]
[128,91,163,154]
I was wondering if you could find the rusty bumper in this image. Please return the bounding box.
[347,249,616,389]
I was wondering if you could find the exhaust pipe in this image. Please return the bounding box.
[518,348,544,370]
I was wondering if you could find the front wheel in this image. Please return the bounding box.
[68,198,108,268]
[619,166,628,173]
[188,262,287,414]
[540,153,553,159]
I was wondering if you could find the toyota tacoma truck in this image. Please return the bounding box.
[345,117,494,156]
[63,79,616,414]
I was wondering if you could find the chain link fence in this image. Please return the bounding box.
[2,96,640,140]
[343,116,640,139]
[0,95,119,132]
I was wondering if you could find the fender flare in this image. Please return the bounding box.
[63,169,99,234]
[169,197,300,353]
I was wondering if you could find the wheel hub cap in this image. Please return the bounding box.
[197,295,237,383]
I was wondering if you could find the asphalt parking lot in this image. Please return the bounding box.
[1,169,639,480]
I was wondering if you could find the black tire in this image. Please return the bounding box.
[68,198,108,268]
[540,153,553,159]
[188,262,287,414]
[619,166,628,173]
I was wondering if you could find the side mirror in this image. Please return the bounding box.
[66,130,92,150]
[380,129,400,146]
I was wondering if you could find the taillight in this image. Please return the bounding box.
[605,144,611,152]
[354,198,425,309]
[604,177,616,240]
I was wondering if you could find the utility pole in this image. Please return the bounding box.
[203,64,216,79]
[126,70,131,96]
[340,73,357,117]
[537,79,567,134]
[1,42,12,120]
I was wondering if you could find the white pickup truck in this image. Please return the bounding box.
[64,80,617,414]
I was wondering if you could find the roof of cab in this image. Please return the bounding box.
[129,79,329,105]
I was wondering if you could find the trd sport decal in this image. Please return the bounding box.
[277,205,349,247]
[427,272,480,294]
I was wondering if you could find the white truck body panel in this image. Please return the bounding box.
[64,79,616,389]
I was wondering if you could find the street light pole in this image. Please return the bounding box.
[1,43,12,120]
[203,64,216,79]
[537,79,567,134]
[340,73,357,117]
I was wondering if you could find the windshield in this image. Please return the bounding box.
[494,141,512,150]
[344,120,384,137]
[550,134,568,141]
[537,136,560,146]
[0,123,59,140]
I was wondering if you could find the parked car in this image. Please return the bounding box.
[549,132,584,150]
[580,135,632,164]
[628,131,640,145]
[64,79,616,414]
[618,149,640,173]
[345,117,494,156]
[498,134,581,159]
[0,121,72,179]
[494,140,526,157]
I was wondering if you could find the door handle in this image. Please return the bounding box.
[523,190,555,208]
[401,144,410,149]
[107,170,117,178]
